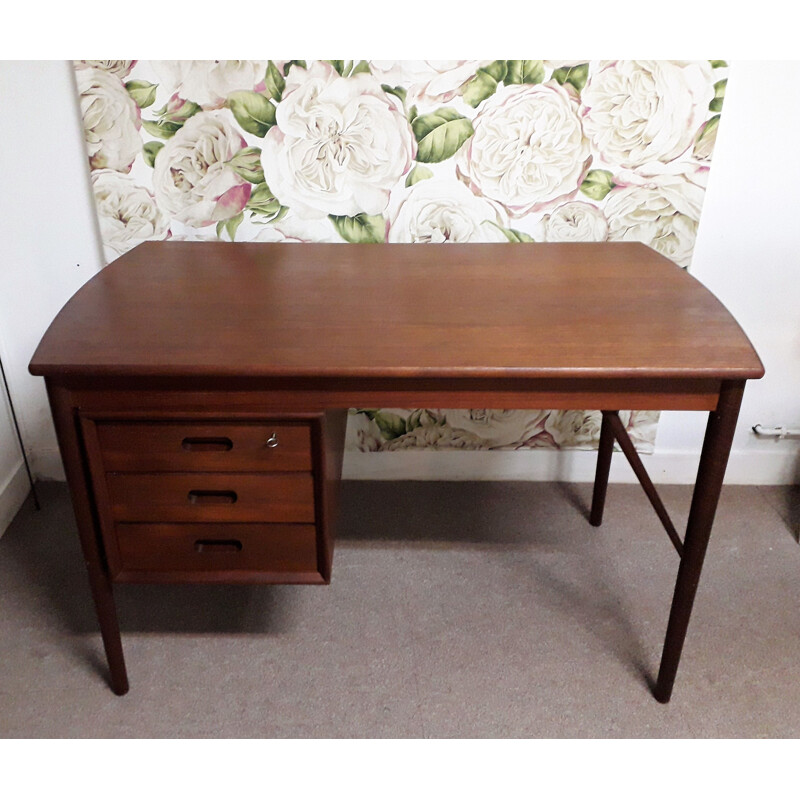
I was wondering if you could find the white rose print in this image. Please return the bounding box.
[91,169,169,257]
[152,110,251,227]
[388,178,509,243]
[76,66,142,173]
[261,61,415,218]
[581,60,714,172]
[605,171,706,268]
[151,60,270,109]
[457,81,591,217]
[538,201,609,242]
[370,60,490,105]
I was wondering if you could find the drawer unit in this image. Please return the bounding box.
[79,411,347,585]
[96,421,312,472]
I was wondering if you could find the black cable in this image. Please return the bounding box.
[0,355,40,511]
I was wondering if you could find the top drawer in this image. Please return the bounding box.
[95,421,312,472]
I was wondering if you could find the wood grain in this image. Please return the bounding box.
[95,420,312,472]
[67,379,723,412]
[115,522,319,575]
[106,472,315,523]
[29,242,764,382]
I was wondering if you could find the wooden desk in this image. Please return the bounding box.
[29,241,764,703]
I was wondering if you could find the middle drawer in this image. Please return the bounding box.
[106,472,315,524]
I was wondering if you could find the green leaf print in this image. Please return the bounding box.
[227,147,265,184]
[351,60,371,75]
[324,61,371,77]
[551,64,590,93]
[710,79,726,112]
[371,411,407,439]
[579,169,616,202]
[329,214,387,243]
[246,183,283,220]
[216,212,244,242]
[412,108,474,163]
[227,91,277,137]
[462,61,508,107]
[151,97,201,124]
[264,61,285,102]
[483,61,509,82]
[462,69,500,108]
[493,225,535,243]
[505,60,545,85]
[283,60,307,76]
[124,79,157,109]
[406,409,441,430]
[382,84,407,107]
[324,60,346,75]
[405,165,434,187]
[141,118,183,139]
[696,114,720,145]
[142,140,164,167]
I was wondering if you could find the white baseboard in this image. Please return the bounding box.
[0,461,31,537]
[25,445,800,490]
[342,448,800,485]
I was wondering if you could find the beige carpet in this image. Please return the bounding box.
[0,480,798,738]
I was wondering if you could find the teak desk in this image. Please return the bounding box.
[29,241,764,703]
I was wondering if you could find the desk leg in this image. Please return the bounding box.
[590,410,616,526]
[84,567,129,696]
[654,380,744,703]
[46,383,129,696]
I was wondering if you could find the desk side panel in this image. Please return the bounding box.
[45,381,112,575]
[43,380,130,693]
[318,408,348,581]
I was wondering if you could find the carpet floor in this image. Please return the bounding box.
[1,480,798,738]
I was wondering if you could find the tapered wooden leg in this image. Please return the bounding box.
[653,381,744,703]
[85,568,129,695]
[46,382,129,695]
[590,411,616,526]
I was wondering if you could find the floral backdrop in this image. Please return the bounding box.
[74,59,726,455]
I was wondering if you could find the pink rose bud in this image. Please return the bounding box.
[164,94,201,123]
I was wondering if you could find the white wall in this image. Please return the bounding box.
[0,61,105,487]
[654,61,800,484]
[1,60,797,492]
[0,367,29,533]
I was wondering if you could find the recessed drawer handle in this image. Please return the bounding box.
[182,437,233,452]
[194,539,242,553]
[187,490,238,505]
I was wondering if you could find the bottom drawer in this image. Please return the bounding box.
[115,523,319,578]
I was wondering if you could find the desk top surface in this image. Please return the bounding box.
[30,241,764,382]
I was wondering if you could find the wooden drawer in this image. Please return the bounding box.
[106,472,315,523]
[95,421,312,472]
[115,523,319,575]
